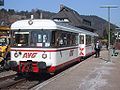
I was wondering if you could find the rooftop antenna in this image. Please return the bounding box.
[28,15,34,25]
[30,15,34,20]
[60,4,64,11]
[40,12,43,19]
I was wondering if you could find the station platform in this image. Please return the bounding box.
[32,49,120,90]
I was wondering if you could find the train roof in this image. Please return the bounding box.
[11,19,98,36]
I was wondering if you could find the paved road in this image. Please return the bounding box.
[32,50,120,90]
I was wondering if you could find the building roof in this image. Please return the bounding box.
[51,5,95,32]
[80,15,118,29]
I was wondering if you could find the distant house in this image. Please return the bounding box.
[51,5,95,32]
[80,15,118,37]
[51,5,118,39]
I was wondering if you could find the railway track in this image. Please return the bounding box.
[0,56,88,89]
[0,73,51,90]
[0,73,16,82]
[0,73,23,89]
[7,79,39,90]
[0,78,26,89]
[0,63,77,89]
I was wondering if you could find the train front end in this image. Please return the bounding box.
[9,19,57,73]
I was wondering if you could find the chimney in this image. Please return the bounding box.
[60,4,64,11]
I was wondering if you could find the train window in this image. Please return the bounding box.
[51,31,60,47]
[61,33,67,46]
[14,34,29,47]
[51,31,67,47]
[43,34,48,42]
[30,32,37,46]
[51,30,78,47]
[51,31,56,47]
[11,31,29,47]
[67,34,71,45]
[91,37,94,43]
[30,30,51,47]
[71,33,78,46]
[38,34,42,42]
[86,35,91,45]
[54,31,63,47]
[75,35,78,45]
[79,35,84,44]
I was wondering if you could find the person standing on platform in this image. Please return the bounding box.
[94,41,101,58]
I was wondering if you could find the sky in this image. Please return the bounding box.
[1,0,120,27]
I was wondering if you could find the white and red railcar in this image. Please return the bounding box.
[9,19,98,73]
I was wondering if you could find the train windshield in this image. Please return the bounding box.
[11,29,78,48]
[30,31,51,47]
[11,30,51,47]
[13,32,29,47]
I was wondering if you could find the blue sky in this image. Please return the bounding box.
[2,0,120,27]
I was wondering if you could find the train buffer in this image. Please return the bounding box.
[31,50,120,90]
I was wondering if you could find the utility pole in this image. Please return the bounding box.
[100,5,118,62]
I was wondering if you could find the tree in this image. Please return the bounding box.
[8,9,15,15]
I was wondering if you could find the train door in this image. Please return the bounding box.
[79,33,85,57]
[85,35,93,56]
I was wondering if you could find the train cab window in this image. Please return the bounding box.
[15,34,28,46]
[43,34,48,43]
[38,34,42,42]
[79,35,84,44]
[30,30,51,47]
[11,31,29,47]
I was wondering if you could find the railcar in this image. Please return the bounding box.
[9,19,98,74]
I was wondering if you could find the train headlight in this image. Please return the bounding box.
[42,53,47,59]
